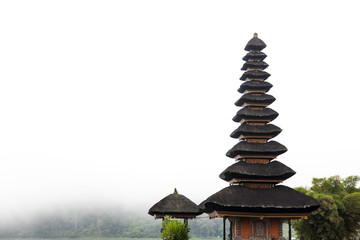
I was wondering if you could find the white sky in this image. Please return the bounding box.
[0,0,359,217]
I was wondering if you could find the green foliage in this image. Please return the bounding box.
[343,192,360,239]
[344,176,360,194]
[161,216,189,240]
[293,194,343,240]
[293,175,360,240]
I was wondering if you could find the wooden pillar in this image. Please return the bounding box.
[223,217,226,240]
[184,218,188,227]
[229,219,233,240]
[288,219,291,240]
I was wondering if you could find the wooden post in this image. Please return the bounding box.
[288,219,291,240]
[184,218,190,234]
[229,219,233,240]
[223,217,226,240]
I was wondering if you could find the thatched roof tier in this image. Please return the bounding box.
[226,141,287,159]
[241,61,268,71]
[238,81,273,93]
[244,33,267,51]
[232,107,278,123]
[200,185,320,214]
[240,70,270,81]
[242,52,267,61]
[230,123,282,139]
[235,93,275,107]
[219,160,295,182]
[148,189,202,219]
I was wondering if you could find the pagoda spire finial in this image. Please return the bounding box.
[253,32,258,38]
[174,188,178,194]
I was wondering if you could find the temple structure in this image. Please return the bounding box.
[148,188,201,220]
[200,34,320,240]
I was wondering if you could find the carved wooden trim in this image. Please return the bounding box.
[235,155,276,160]
[240,119,271,124]
[248,122,265,126]
[247,139,267,143]
[154,213,197,219]
[240,135,272,140]
[246,78,265,81]
[245,159,270,164]
[248,68,264,71]
[243,103,269,107]
[245,183,272,189]
[244,90,267,94]
[249,107,264,111]
[209,211,308,219]
[229,179,283,184]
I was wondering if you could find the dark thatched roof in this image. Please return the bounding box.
[240,70,270,81]
[235,93,275,107]
[219,160,296,182]
[200,185,320,214]
[244,34,267,51]
[242,52,267,61]
[148,189,202,218]
[238,81,273,93]
[226,141,287,158]
[230,123,282,139]
[241,61,268,71]
[232,107,278,123]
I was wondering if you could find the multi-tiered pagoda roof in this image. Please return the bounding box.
[200,33,319,219]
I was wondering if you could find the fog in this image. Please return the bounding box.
[1,0,359,220]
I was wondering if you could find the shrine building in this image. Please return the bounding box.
[199,33,320,240]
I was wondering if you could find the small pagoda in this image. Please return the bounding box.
[200,34,319,240]
[148,188,202,220]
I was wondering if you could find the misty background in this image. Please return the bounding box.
[0,0,359,223]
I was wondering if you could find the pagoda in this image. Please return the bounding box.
[200,34,319,240]
[148,188,202,220]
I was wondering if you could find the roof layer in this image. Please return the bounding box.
[230,123,282,139]
[219,160,295,182]
[148,191,202,218]
[238,81,273,93]
[200,185,320,214]
[240,70,270,81]
[232,107,278,123]
[235,93,275,107]
[244,35,267,51]
[241,61,269,71]
[242,52,267,61]
[226,140,287,158]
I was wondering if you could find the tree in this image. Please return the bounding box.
[343,192,360,239]
[292,175,360,240]
[161,216,189,240]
